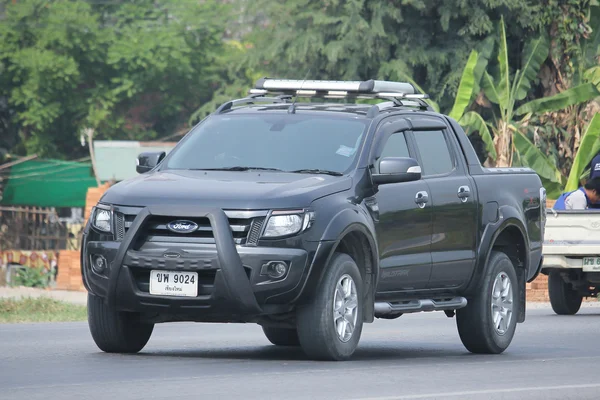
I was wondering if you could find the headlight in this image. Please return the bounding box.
[262,211,314,238]
[92,208,112,233]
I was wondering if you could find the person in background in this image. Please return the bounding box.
[585,152,600,208]
[589,151,600,180]
[553,177,600,210]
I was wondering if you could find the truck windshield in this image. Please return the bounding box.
[164,113,368,174]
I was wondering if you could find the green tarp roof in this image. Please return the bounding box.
[0,159,97,208]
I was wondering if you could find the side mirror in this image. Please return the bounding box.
[372,157,422,185]
[136,151,166,174]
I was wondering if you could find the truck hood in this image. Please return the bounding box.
[100,169,352,210]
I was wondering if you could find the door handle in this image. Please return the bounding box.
[458,186,471,202]
[415,191,429,208]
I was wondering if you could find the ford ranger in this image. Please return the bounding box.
[82,78,546,360]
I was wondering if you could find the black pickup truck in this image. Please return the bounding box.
[82,78,546,361]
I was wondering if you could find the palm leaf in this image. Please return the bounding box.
[541,179,566,200]
[482,70,500,104]
[497,16,511,110]
[459,111,497,160]
[583,5,600,67]
[472,36,495,96]
[565,114,600,191]
[584,66,600,87]
[515,35,550,101]
[515,83,600,115]
[513,130,564,185]
[449,50,479,120]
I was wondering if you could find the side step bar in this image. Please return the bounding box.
[374,297,467,317]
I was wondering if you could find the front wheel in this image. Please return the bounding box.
[548,270,583,315]
[296,253,364,361]
[87,293,154,353]
[456,251,519,354]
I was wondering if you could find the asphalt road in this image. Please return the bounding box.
[1,305,600,400]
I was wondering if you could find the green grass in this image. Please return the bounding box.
[0,297,87,323]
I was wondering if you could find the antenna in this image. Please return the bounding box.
[288,69,311,114]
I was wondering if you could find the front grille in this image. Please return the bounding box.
[114,209,266,247]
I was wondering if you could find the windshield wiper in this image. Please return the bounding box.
[289,169,343,176]
[194,166,283,172]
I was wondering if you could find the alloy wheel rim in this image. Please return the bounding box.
[333,274,358,342]
[491,271,513,335]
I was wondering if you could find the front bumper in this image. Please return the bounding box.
[82,206,313,320]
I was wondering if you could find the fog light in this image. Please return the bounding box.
[261,261,289,279]
[91,255,107,274]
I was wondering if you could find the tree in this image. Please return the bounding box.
[0,0,229,159]
[241,0,551,112]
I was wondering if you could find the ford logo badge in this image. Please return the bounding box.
[167,220,199,234]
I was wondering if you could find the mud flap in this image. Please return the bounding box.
[517,267,526,323]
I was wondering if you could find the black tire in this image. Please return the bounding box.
[296,252,364,361]
[262,326,300,346]
[87,293,154,353]
[456,251,519,354]
[548,270,583,315]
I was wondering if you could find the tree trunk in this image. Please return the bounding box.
[493,121,512,167]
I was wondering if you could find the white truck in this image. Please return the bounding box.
[541,209,600,314]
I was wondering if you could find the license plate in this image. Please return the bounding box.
[149,270,198,297]
[582,257,600,272]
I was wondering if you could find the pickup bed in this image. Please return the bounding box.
[541,209,600,314]
[82,78,546,360]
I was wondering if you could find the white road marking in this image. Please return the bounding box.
[353,383,600,399]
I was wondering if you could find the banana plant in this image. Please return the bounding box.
[448,36,496,160]
[512,114,600,199]
[449,15,599,176]
[574,3,600,89]
[565,113,600,191]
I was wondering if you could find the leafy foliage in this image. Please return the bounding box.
[242,0,550,112]
[565,114,600,191]
[513,131,565,198]
[0,0,597,191]
[0,0,228,159]
[515,83,600,115]
[12,266,49,288]
[447,14,598,176]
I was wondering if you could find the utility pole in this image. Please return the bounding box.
[83,128,101,186]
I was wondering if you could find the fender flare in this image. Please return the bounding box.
[293,208,379,321]
[465,205,529,296]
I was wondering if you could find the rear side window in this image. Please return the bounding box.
[413,130,454,175]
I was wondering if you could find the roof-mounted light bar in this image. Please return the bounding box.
[252,78,428,99]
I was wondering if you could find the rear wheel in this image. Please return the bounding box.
[548,270,583,315]
[296,253,364,361]
[262,326,300,346]
[456,251,518,354]
[87,293,154,353]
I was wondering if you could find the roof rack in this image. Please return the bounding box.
[215,93,293,114]
[213,78,434,114]
[249,77,433,111]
